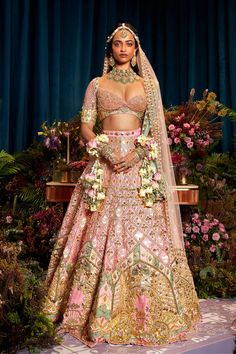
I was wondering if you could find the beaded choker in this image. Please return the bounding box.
[107,67,140,84]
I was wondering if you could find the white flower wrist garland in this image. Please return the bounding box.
[82,134,110,212]
[134,135,166,207]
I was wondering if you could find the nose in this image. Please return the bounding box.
[120,43,127,52]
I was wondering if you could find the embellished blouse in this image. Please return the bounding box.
[81,77,147,125]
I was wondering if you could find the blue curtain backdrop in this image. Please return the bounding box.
[0,0,236,153]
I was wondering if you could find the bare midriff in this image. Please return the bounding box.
[101,114,141,131]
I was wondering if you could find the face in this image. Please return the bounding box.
[111,29,136,65]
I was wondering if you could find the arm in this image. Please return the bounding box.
[80,78,98,142]
[80,122,96,142]
[80,78,116,165]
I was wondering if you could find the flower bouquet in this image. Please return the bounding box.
[38,118,87,182]
[183,212,229,262]
[165,89,236,182]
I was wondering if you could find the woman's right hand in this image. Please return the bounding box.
[113,150,140,174]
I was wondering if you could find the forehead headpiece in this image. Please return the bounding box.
[106,23,140,44]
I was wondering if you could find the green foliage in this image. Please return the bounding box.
[0,150,21,178]
[191,262,236,298]
[0,239,58,353]
[19,185,47,211]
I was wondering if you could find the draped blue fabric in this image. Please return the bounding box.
[0,0,236,152]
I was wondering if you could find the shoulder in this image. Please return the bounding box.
[87,77,100,88]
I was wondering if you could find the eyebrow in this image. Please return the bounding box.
[113,39,134,43]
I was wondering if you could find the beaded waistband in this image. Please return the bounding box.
[102,128,141,137]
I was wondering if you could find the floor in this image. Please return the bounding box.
[17,298,236,354]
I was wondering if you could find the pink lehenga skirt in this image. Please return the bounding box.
[43,128,200,347]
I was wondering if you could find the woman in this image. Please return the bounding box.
[43,23,200,347]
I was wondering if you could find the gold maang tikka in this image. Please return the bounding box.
[120,28,129,39]
[106,23,140,45]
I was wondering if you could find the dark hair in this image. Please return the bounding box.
[105,22,139,74]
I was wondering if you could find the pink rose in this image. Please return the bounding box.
[204,218,210,224]
[6,215,13,224]
[202,234,209,241]
[188,128,195,136]
[203,140,210,146]
[153,172,162,181]
[87,139,98,148]
[213,218,219,225]
[184,137,192,143]
[191,234,197,240]
[210,244,216,252]
[183,123,191,129]
[212,232,220,241]
[223,233,229,240]
[168,138,173,145]
[84,173,96,181]
[185,226,192,234]
[185,240,190,248]
[196,139,204,146]
[192,226,200,233]
[187,141,194,148]
[219,223,225,232]
[192,213,199,220]
[86,188,96,198]
[174,137,180,144]
[168,124,175,131]
[201,225,209,233]
[196,163,203,171]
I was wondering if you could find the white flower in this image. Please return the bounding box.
[142,178,150,185]
[92,183,100,190]
[149,150,158,159]
[145,200,154,207]
[139,188,146,197]
[146,186,153,194]
[96,168,103,176]
[90,205,98,212]
[97,192,106,200]
[97,134,109,143]
[139,168,146,176]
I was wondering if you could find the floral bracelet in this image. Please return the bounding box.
[86,134,109,157]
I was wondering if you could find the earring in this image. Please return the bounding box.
[131,55,137,67]
[109,54,115,67]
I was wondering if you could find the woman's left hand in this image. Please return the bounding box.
[113,151,139,173]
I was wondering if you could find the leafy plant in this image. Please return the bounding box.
[0,238,58,352]
[0,150,21,178]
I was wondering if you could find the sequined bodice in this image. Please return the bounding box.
[97,87,147,122]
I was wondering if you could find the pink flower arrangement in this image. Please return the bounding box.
[183,212,229,261]
[164,89,236,166]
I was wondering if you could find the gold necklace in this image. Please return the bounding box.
[107,67,140,84]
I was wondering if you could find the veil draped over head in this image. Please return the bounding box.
[103,24,184,251]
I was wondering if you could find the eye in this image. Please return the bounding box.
[127,41,134,47]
